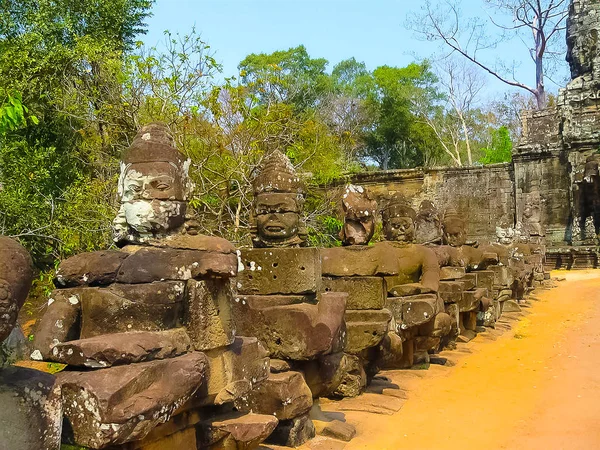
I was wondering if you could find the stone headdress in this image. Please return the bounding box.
[341,184,377,221]
[381,193,416,222]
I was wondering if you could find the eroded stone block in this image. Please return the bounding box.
[54,250,128,287]
[344,309,391,354]
[322,276,385,310]
[237,248,321,295]
[439,266,466,280]
[385,294,439,329]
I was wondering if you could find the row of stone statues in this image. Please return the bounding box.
[0,123,549,449]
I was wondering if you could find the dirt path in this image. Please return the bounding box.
[317,270,600,450]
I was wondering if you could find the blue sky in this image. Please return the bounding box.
[143,0,569,98]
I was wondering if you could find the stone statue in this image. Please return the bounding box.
[32,123,277,449]
[235,150,347,446]
[0,237,62,450]
[340,184,377,246]
[415,200,443,245]
[113,123,192,245]
[251,150,307,248]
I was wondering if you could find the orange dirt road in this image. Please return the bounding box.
[327,270,600,450]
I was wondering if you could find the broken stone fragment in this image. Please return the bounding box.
[196,412,279,450]
[385,294,439,329]
[185,278,235,351]
[239,371,313,420]
[266,413,315,448]
[237,247,321,295]
[332,353,367,398]
[0,366,62,450]
[116,247,237,283]
[232,292,347,360]
[313,419,357,442]
[269,359,291,373]
[58,352,207,449]
[49,328,192,368]
[54,250,129,287]
[344,309,392,354]
[294,352,346,398]
[192,337,270,407]
[321,276,386,310]
[320,245,399,277]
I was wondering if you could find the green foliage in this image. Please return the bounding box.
[479,126,513,164]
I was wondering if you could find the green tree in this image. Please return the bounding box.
[479,126,513,164]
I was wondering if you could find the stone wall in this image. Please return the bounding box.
[337,164,515,245]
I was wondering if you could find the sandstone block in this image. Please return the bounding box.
[50,328,192,368]
[344,309,391,354]
[239,371,313,420]
[78,286,184,338]
[186,279,235,351]
[502,299,522,312]
[475,270,494,291]
[54,250,128,287]
[197,337,270,406]
[458,288,487,312]
[235,294,311,309]
[332,353,367,398]
[196,413,278,450]
[320,245,398,277]
[117,247,237,283]
[237,247,321,295]
[439,266,466,280]
[58,352,207,448]
[388,282,435,297]
[459,275,476,291]
[232,292,346,360]
[488,265,513,286]
[438,281,464,304]
[322,276,386,310]
[314,420,356,442]
[386,294,438,329]
[0,367,62,450]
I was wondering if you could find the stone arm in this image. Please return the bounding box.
[32,290,81,360]
[419,245,440,293]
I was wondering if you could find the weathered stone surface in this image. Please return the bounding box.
[344,309,391,354]
[320,245,398,277]
[237,247,320,295]
[78,286,184,338]
[503,299,522,313]
[438,281,464,304]
[488,264,513,286]
[313,420,356,442]
[475,270,494,291]
[54,250,128,287]
[294,352,346,398]
[439,266,466,280]
[340,184,377,246]
[458,288,486,312]
[332,353,367,398]
[117,247,237,283]
[32,289,82,360]
[49,328,192,367]
[145,233,236,254]
[59,352,207,448]
[386,294,439,329]
[375,331,410,370]
[240,371,313,420]
[196,413,278,449]
[0,237,34,343]
[186,278,235,351]
[322,276,386,310]
[266,413,315,447]
[388,282,435,297]
[233,292,346,360]
[269,359,291,373]
[196,337,270,406]
[0,366,62,450]
[334,392,405,415]
[235,294,311,309]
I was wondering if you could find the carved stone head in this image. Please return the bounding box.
[415,200,442,244]
[113,123,192,245]
[382,193,416,244]
[251,150,307,248]
[442,208,466,247]
[583,154,600,183]
[340,184,377,246]
[0,237,33,342]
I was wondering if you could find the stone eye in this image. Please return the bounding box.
[155,182,170,191]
